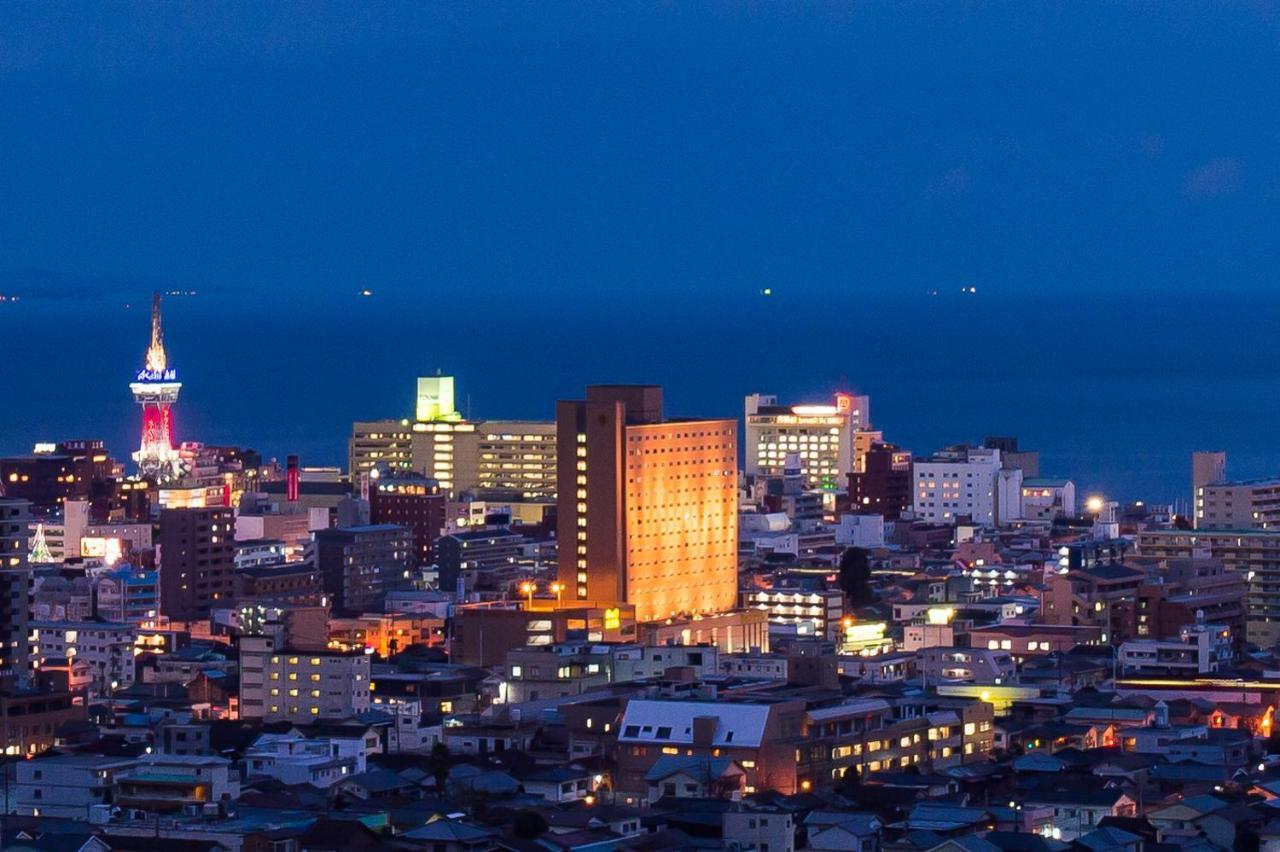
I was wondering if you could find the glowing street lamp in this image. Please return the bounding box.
[550,581,564,606]
[520,581,536,609]
[1085,495,1105,514]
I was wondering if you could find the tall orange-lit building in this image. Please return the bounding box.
[556,385,737,621]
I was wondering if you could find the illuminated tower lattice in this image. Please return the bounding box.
[130,292,184,481]
[29,523,51,563]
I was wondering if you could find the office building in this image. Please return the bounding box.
[744,392,868,489]
[0,498,33,684]
[368,470,446,566]
[157,506,236,622]
[556,385,737,620]
[349,376,558,501]
[309,524,413,612]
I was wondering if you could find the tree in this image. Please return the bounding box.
[513,809,549,839]
[838,547,874,607]
[428,741,451,792]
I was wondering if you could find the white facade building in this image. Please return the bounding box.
[833,514,885,549]
[30,619,137,694]
[241,732,366,787]
[912,446,1003,525]
[744,393,868,489]
[1019,478,1077,521]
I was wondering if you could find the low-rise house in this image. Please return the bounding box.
[241,732,365,788]
[14,754,136,818]
[645,755,746,803]
[516,764,597,803]
[1021,788,1138,841]
[723,804,796,852]
[113,754,240,814]
[804,810,881,851]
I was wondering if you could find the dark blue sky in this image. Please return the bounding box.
[2,2,1279,304]
[2,3,1279,504]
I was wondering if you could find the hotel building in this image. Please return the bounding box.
[744,392,869,489]
[556,385,737,621]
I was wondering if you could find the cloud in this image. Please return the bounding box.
[1182,157,1243,199]
[927,166,972,197]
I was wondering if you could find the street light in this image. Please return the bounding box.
[519,581,536,609]
[550,582,564,606]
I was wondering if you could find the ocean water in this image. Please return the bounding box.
[2,291,1277,507]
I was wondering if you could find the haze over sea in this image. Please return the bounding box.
[1,288,1276,508]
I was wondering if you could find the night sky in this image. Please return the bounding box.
[2,3,1279,504]
[3,3,1279,304]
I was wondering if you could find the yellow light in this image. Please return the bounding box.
[1086,496,1105,514]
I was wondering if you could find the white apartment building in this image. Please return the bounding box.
[14,754,136,818]
[913,446,1010,525]
[241,732,366,787]
[744,393,868,489]
[30,619,137,694]
[238,634,371,721]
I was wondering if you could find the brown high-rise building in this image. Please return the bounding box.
[158,507,236,621]
[369,471,446,566]
[556,385,737,621]
[849,442,913,519]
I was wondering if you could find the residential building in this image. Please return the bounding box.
[238,634,372,721]
[615,697,806,795]
[368,471,446,566]
[1192,451,1228,518]
[556,385,737,620]
[94,567,158,627]
[1019,478,1077,520]
[1119,619,1234,676]
[13,754,137,818]
[1137,529,1280,641]
[0,498,33,683]
[113,754,240,813]
[849,442,912,519]
[740,587,845,641]
[233,561,324,605]
[502,642,719,704]
[912,446,1005,525]
[1195,478,1280,530]
[157,506,236,621]
[31,619,136,694]
[308,524,413,612]
[241,732,366,788]
[435,527,524,595]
